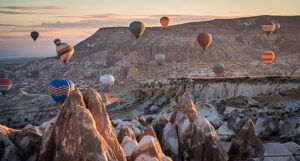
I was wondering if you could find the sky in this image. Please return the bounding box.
[0,0,300,58]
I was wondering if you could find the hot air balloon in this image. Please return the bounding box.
[100,74,115,92]
[262,22,276,36]
[197,33,212,50]
[129,21,146,38]
[0,78,12,96]
[48,79,75,107]
[160,17,170,29]
[100,75,115,85]
[261,51,275,65]
[54,39,74,63]
[154,54,166,65]
[274,22,281,34]
[212,64,225,77]
[87,42,94,49]
[31,31,39,42]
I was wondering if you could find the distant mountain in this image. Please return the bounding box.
[1,15,300,96]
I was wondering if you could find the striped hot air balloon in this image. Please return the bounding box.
[160,17,170,29]
[54,39,74,63]
[48,79,75,107]
[0,78,12,96]
[262,22,276,36]
[197,33,212,50]
[261,51,276,65]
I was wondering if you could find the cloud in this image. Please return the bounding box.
[0,5,63,10]
[81,13,146,19]
[0,10,58,15]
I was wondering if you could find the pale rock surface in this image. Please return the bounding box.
[118,125,136,143]
[161,122,179,159]
[263,142,295,161]
[84,88,126,161]
[37,89,118,161]
[217,122,235,141]
[130,135,172,161]
[121,136,139,157]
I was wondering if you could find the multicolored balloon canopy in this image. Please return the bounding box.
[54,39,74,63]
[48,79,75,106]
[129,21,146,38]
[262,22,276,36]
[160,17,170,29]
[197,33,212,50]
[0,78,12,96]
[261,51,276,65]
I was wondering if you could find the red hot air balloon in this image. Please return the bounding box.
[0,78,12,96]
[261,51,275,64]
[262,22,276,36]
[160,17,170,29]
[197,33,212,50]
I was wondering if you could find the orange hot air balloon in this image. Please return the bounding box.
[262,22,276,36]
[261,51,275,64]
[160,17,170,29]
[197,33,212,50]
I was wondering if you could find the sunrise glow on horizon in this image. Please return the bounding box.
[0,0,299,58]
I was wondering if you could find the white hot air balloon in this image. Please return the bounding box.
[87,42,95,49]
[154,54,166,65]
[100,74,115,85]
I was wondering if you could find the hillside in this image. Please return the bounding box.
[0,15,300,96]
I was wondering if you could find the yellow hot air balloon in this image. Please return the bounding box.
[160,17,170,29]
[261,51,275,64]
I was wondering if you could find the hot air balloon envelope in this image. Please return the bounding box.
[160,17,170,29]
[100,75,115,85]
[48,79,75,106]
[0,78,12,95]
[213,64,225,76]
[31,31,39,42]
[261,51,275,65]
[197,33,212,50]
[129,21,146,38]
[87,42,95,49]
[154,54,166,65]
[274,22,281,34]
[262,22,276,36]
[56,43,74,63]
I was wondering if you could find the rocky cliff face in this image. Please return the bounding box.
[0,91,58,129]
[1,89,300,161]
[1,16,300,97]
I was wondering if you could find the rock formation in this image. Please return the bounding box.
[118,125,136,143]
[130,135,172,161]
[162,91,228,161]
[84,88,126,161]
[228,119,264,160]
[137,124,157,142]
[0,124,42,161]
[170,91,198,123]
[184,117,229,161]
[151,114,169,141]
[37,89,118,161]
